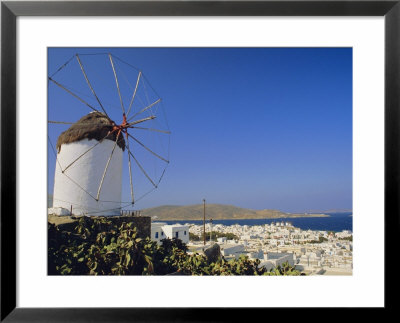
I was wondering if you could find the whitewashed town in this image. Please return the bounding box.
[151,220,353,275]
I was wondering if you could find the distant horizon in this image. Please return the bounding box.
[140,202,353,214]
[47,193,351,214]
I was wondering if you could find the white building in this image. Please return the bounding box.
[151,222,190,244]
[219,243,245,258]
[162,223,189,243]
[259,252,295,270]
[248,249,264,260]
[51,112,124,216]
[151,222,168,244]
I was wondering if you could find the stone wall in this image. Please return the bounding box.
[48,214,151,239]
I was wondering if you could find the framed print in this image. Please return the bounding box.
[1,0,399,321]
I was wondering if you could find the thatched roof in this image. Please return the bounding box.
[56,112,125,152]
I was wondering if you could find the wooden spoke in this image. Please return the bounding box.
[127,147,157,188]
[96,131,121,201]
[126,71,141,118]
[128,99,161,122]
[108,54,126,115]
[62,131,113,173]
[127,133,169,163]
[63,172,98,201]
[130,126,171,134]
[76,54,109,117]
[126,115,156,127]
[125,134,135,204]
[49,77,98,112]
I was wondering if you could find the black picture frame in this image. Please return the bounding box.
[1,0,399,321]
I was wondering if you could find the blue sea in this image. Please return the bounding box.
[163,213,353,232]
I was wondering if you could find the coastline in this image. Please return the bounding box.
[155,214,330,221]
[161,214,353,232]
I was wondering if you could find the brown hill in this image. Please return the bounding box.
[141,204,329,221]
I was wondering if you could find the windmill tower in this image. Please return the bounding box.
[52,111,125,216]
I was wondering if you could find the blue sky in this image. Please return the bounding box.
[48,47,352,213]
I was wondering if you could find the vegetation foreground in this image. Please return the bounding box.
[48,217,302,276]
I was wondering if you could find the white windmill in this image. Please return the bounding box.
[48,52,170,216]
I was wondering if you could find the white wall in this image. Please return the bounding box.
[162,224,189,244]
[220,244,245,256]
[151,222,168,244]
[52,138,123,216]
[150,223,190,244]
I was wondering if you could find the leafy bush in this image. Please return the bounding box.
[49,218,159,275]
[48,217,301,276]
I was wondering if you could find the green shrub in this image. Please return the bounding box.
[48,217,301,276]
